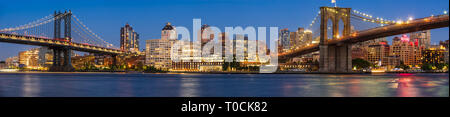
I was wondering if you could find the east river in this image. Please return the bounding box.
[0,73,448,97]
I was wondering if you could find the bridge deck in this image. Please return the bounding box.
[0,33,123,55]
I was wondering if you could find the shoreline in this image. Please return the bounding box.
[0,71,448,74]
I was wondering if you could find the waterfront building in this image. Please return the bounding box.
[351,46,366,60]
[366,41,390,66]
[72,55,96,70]
[423,45,446,64]
[386,55,401,70]
[38,47,53,68]
[439,40,449,63]
[390,35,422,66]
[0,61,7,69]
[18,47,53,69]
[145,22,178,70]
[352,37,386,61]
[92,54,116,68]
[172,61,223,72]
[146,39,176,69]
[120,23,140,53]
[410,30,431,49]
[5,56,19,68]
[170,40,223,72]
[94,54,107,66]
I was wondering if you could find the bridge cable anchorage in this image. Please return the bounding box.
[71,15,116,48]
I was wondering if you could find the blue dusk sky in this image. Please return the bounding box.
[0,0,448,60]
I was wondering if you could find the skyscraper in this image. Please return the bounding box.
[161,22,177,40]
[279,28,290,52]
[145,22,177,69]
[120,23,140,53]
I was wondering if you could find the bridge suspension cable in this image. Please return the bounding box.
[0,12,118,49]
[72,15,114,47]
[301,11,321,44]
[0,13,71,39]
[71,15,116,48]
[351,9,397,25]
[0,14,55,32]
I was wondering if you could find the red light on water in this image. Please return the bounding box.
[398,73,413,76]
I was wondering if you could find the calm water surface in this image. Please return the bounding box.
[0,73,448,97]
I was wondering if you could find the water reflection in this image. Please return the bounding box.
[0,73,447,97]
[179,78,200,97]
[21,74,40,97]
[118,79,135,97]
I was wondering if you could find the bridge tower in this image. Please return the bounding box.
[319,7,352,73]
[50,10,74,72]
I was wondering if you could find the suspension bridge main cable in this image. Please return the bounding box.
[72,15,116,48]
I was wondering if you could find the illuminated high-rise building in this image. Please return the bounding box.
[288,27,313,50]
[303,29,313,45]
[366,41,390,66]
[352,37,386,61]
[120,23,140,53]
[145,23,177,69]
[439,40,449,63]
[19,48,41,68]
[279,28,290,52]
[390,35,422,66]
[423,45,446,64]
[161,22,177,40]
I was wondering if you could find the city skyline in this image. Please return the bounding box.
[0,0,449,60]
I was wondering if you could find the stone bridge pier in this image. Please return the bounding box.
[318,7,353,73]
